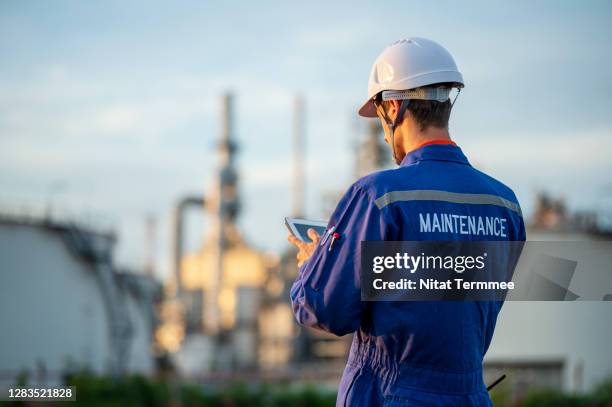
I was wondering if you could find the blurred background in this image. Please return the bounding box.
[1,1,611,405]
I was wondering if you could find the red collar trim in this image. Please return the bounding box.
[415,139,457,149]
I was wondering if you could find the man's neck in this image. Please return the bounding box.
[402,126,451,154]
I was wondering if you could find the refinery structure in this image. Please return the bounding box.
[159,93,278,374]
[154,93,374,379]
[0,214,160,385]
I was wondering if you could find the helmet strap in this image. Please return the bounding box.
[383,99,410,164]
[389,100,410,164]
[451,88,461,107]
[375,98,410,164]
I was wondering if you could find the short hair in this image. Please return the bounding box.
[381,83,455,131]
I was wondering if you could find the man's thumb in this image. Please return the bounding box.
[307,228,320,242]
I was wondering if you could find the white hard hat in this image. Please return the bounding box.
[358,38,464,117]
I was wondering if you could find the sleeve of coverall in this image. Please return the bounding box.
[289,183,390,336]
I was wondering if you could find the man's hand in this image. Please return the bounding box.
[287,228,321,267]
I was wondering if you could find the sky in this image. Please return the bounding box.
[1,1,611,280]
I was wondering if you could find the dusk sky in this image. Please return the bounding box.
[1,1,611,279]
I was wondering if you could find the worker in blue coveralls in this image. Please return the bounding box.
[288,38,526,406]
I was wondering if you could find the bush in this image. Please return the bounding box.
[488,376,612,407]
[520,389,592,407]
[591,376,612,407]
[65,372,170,407]
[59,372,336,407]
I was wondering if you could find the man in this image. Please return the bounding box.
[288,38,525,406]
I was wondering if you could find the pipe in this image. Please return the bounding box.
[172,196,204,296]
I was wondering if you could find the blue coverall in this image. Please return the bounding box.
[290,142,526,406]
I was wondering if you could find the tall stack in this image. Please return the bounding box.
[204,93,240,335]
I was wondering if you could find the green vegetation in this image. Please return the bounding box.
[2,372,611,406]
[67,372,335,407]
[491,376,612,407]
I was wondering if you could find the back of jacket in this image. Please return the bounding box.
[291,143,525,406]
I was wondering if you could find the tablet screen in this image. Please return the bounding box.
[285,218,328,242]
[293,222,327,241]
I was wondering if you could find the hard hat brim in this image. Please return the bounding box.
[358,99,377,118]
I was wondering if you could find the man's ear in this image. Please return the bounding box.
[388,99,401,121]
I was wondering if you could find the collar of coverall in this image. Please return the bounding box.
[399,139,471,167]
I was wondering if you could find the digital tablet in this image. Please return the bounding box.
[285,217,328,242]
